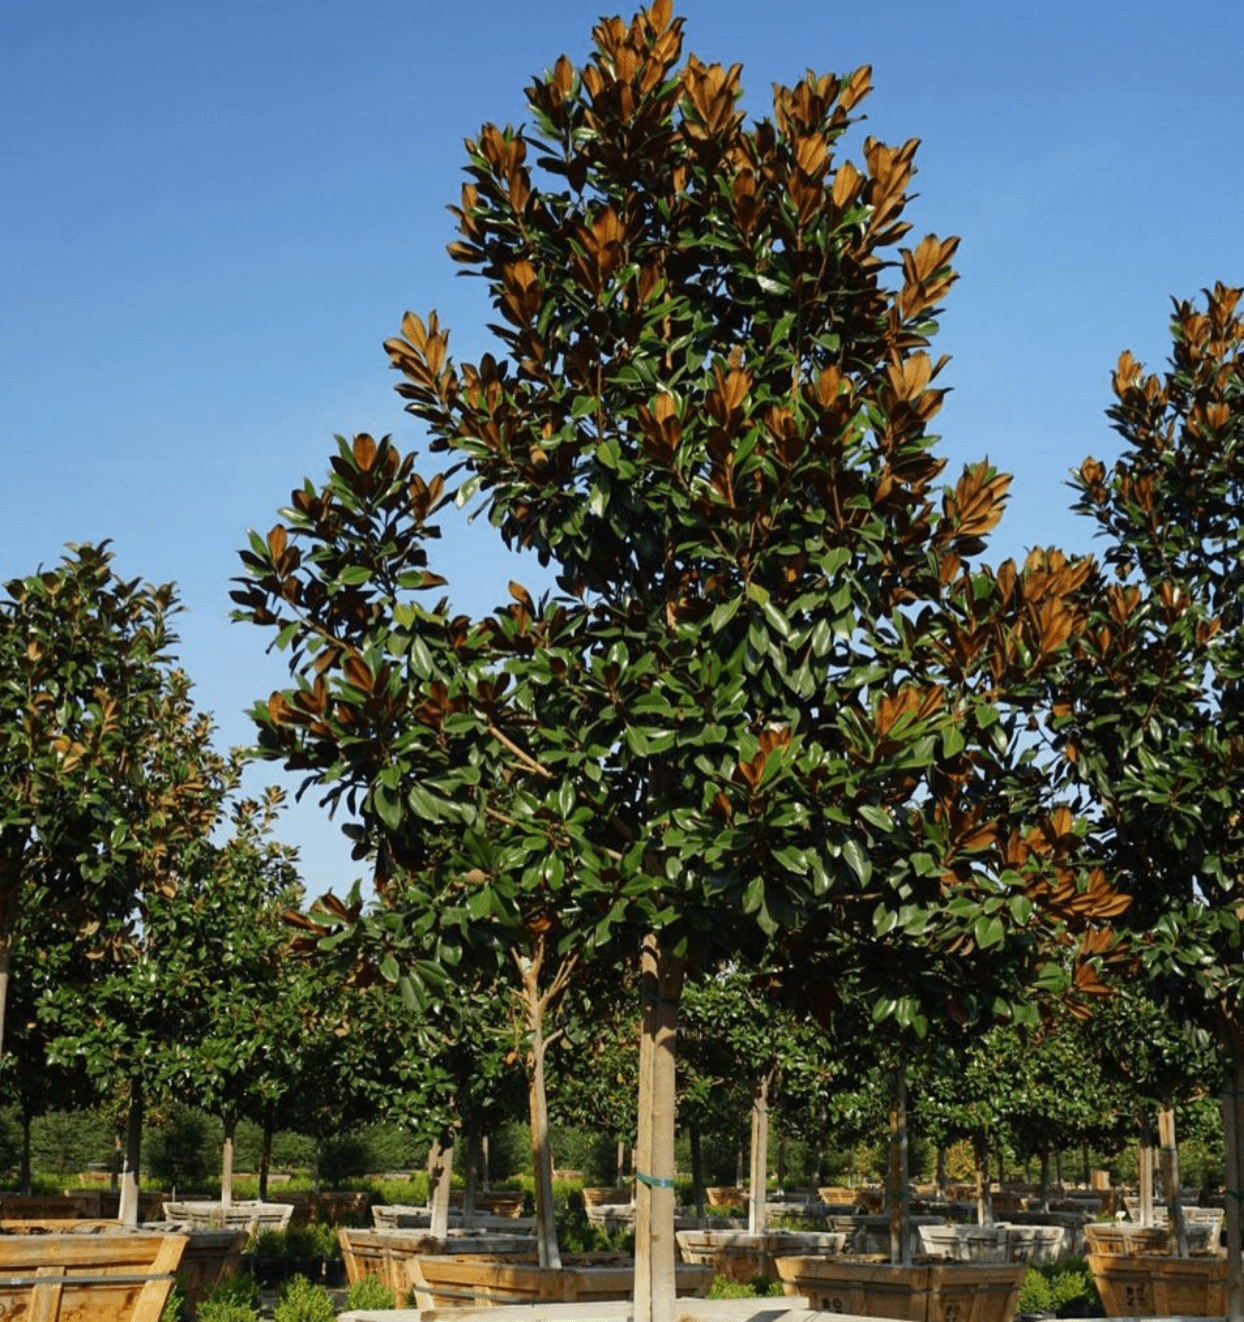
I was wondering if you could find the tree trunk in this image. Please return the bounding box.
[118,1080,143,1228]
[462,1113,481,1222]
[428,1130,455,1240]
[521,956,561,1270]
[633,933,685,1322]
[482,1134,491,1192]
[0,930,10,1068]
[220,1116,236,1211]
[19,1105,32,1196]
[1220,1020,1244,1322]
[689,1122,705,1220]
[1158,1101,1187,1256]
[259,1108,274,1202]
[776,1131,786,1193]
[617,1138,627,1191]
[1137,1111,1155,1227]
[111,1131,121,1193]
[1038,1149,1052,1204]
[888,1061,910,1266]
[748,1072,770,1235]
[936,1145,948,1200]
[975,1129,994,1228]
[1055,1148,1065,1193]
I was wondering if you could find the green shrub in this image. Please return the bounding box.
[708,1275,785,1299]
[273,1273,336,1322]
[159,1273,189,1322]
[197,1304,259,1322]
[346,1273,397,1309]
[202,1271,260,1311]
[1017,1269,1053,1314]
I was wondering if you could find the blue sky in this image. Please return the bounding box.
[3,0,1240,898]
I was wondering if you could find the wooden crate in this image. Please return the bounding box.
[408,1257,712,1310]
[774,1256,1024,1322]
[1088,1252,1227,1317]
[0,1230,186,1322]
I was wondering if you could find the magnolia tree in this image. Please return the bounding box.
[1049,283,1244,1311]
[237,5,1123,1313]
[0,544,219,1067]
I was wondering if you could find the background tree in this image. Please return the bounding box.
[0,543,205,1065]
[39,670,234,1224]
[1051,282,1244,1313]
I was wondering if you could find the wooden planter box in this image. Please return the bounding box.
[1087,1252,1227,1317]
[339,1229,537,1296]
[581,1187,632,1209]
[162,1200,293,1232]
[0,1230,187,1322]
[919,1224,1065,1265]
[282,1190,371,1227]
[774,1256,1025,1322]
[1084,1220,1220,1256]
[408,1255,713,1309]
[675,1230,845,1283]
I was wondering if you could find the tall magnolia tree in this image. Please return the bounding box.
[239,5,1122,1315]
[0,543,208,1066]
[1052,282,1244,1315]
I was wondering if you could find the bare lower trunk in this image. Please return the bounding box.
[462,1115,481,1222]
[0,930,10,1068]
[482,1134,491,1192]
[428,1131,454,1240]
[1221,1021,1244,1322]
[259,1109,273,1202]
[689,1123,705,1220]
[975,1130,994,1227]
[527,1007,561,1268]
[1137,1111,1155,1227]
[20,1106,32,1196]
[633,933,685,1322]
[1038,1149,1052,1204]
[617,1138,628,1191]
[220,1118,236,1210]
[936,1146,948,1199]
[889,1061,910,1265]
[118,1081,143,1227]
[748,1073,770,1235]
[1158,1101,1187,1256]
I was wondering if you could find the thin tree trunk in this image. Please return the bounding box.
[1158,1101,1187,1256]
[462,1113,481,1223]
[111,1132,121,1193]
[482,1134,491,1192]
[633,933,685,1322]
[689,1122,705,1220]
[1055,1149,1065,1193]
[19,1105,32,1196]
[0,930,10,1068]
[258,1108,273,1202]
[617,1138,627,1191]
[975,1130,994,1228]
[220,1117,235,1211]
[428,1130,454,1240]
[1221,1020,1244,1322]
[118,1080,143,1227]
[1137,1111,1155,1227]
[889,1061,910,1265]
[520,954,561,1270]
[936,1146,948,1200]
[776,1131,786,1193]
[1038,1149,1052,1205]
[748,1072,771,1235]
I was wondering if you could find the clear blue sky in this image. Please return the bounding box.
[3,0,1240,899]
